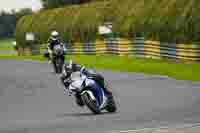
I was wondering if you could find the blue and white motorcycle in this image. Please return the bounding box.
[65,71,117,114]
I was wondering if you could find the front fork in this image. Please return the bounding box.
[81,90,96,101]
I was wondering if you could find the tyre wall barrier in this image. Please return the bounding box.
[18,38,200,62]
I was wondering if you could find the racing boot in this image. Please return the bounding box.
[48,52,53,64]
[48,56,51,64]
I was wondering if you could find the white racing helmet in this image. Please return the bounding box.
[51,31,59,40]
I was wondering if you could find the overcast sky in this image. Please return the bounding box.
[0,0,42,12]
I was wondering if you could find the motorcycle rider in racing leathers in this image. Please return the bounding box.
[60,60,114,107]
[47,31,63,63]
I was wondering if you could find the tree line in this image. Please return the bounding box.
[0,8,32,39]
[0,0,100,39]
[41,0,97,9]
[16,0,200,47]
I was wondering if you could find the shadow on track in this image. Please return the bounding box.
[56,111,118,118]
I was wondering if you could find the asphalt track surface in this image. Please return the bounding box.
[0,59,200,133]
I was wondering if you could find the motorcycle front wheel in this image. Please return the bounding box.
[53,57,63,73]
[81,93,101,114]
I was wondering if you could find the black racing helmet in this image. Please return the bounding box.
[63,60,77,77]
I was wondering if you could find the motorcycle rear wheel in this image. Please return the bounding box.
[105,97,117,113]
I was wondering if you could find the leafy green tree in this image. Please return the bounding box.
[15,8,33,20]
[0,8,32,38]
[0,11,16,38]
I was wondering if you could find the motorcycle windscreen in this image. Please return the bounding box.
[53,45,63,55]
[69,72,84,92]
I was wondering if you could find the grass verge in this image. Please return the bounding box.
[0,39,15,50]
[0,54,199,81]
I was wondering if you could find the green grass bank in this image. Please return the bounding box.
[0,39,15,51]
[0,54,199,82]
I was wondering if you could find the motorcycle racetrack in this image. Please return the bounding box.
[1,59,200,133]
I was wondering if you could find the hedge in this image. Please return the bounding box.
[15,0,200,48]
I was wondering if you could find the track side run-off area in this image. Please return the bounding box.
[0,59,200,133]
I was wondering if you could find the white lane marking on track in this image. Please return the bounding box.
[110,123,200,133]
[119,128,162,133]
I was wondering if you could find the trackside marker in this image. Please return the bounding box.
[113,123,200,133]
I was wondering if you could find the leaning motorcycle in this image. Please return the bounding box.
[52,45,65,73]
[64,71,117,114]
